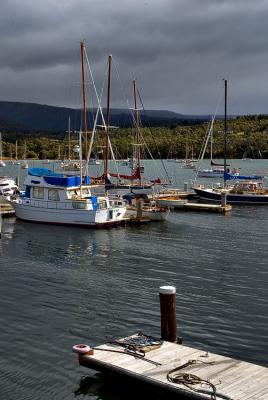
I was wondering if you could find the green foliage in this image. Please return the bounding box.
[1,115,268,159]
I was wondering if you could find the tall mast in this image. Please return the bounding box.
[0,132,2,161]
[210,121,213,163]
[80,41,87,160]
[224,79,227,185]
[68,116,71,161]
[133,79,141,185]
[104,55,112,179]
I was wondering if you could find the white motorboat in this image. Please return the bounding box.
[9,168,127,227]
[61,161,80,171]
[0,176,19,203]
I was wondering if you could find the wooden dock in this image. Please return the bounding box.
[75,333,268,400]
[151,191,196,200]
[182,202,232,214]
[0,204,15,217]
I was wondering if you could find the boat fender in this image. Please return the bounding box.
[72,344,94,355]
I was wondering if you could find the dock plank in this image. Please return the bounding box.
[77,335,268,400]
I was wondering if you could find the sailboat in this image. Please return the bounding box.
[93,56,153,196]
[193,80,268,204]
[0,132,5,167]
[8,41,127,227]
[122,80,169,221]
[14,141,20,165]
[196,118,238,178]
[61,117,81,172]
[21,140,29,169]
[181,142,196,169]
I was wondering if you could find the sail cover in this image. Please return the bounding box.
[224,172,263,181]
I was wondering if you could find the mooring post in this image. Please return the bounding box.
[159,286,177,342]
[184,182,188,192]
[221,192,227,207]
[136,198,142,219]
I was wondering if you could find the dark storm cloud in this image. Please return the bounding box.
[1,0,268,113]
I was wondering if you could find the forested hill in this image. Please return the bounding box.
[0,100,210,132]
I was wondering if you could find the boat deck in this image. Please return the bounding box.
[76,334,268,400]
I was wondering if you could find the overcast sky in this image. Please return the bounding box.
[1,0,268,115]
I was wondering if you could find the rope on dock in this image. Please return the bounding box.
[92,347,162,366]
[93,332,163,367]
[167,359,234,400]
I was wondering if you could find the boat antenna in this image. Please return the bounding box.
[223,79,227,186]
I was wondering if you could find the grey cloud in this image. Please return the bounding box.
[1,0,268,114]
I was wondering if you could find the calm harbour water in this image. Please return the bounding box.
[0,160,268,399]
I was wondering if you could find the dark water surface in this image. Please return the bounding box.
[0,160,268,399]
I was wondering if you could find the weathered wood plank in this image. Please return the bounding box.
[77,335,268,400]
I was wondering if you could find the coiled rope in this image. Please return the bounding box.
[167,359,234,400]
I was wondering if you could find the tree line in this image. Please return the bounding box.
[1,115,268,160]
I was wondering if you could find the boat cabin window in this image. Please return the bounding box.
[98,200,107,209]
[72,201,87,209]
[67,189,78,198]
[82,188,90,195]
[32,187,44,199]
[25,186,31,198]
[48,189,60,201]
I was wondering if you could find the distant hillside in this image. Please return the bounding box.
[0,101,210,133]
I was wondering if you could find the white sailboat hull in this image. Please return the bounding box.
[197,170,224,178]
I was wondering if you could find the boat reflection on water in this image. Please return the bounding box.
[2,216,129,265]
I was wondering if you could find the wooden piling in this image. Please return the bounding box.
[136,199,142,219]
[221,192,227,207]
[159,286,177,342]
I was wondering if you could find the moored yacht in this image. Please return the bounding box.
[193,80,268,204]
[194,175,268,204]
[9,168,127,227]
[0,176,19,203]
